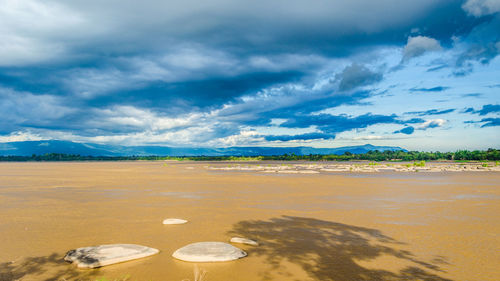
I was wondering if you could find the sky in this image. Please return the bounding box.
[0,0,499,151]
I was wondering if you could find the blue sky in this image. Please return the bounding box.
[0,0,499,151]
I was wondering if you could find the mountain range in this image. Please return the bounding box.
[0,141,406,156]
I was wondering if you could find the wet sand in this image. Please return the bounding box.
[0,161,499,281]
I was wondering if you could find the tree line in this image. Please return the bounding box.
[0,149,499,162]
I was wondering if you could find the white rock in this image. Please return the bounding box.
[64,244,159,269]
[230,237,259,246]
[172,242,247,262]
[163,218,188,225]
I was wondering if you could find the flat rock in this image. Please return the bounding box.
[64,244,159,268]
[172,242,247,262]
[163,218,188,225]
[230,237,259,246]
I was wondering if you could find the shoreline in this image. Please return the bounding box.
[2,160,499,172]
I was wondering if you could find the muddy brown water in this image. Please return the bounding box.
[0,161,499,281]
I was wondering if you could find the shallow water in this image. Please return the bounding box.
[0,162,499,281]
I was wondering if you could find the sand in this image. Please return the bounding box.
[0,161,499,281]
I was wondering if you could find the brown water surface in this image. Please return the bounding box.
[0,162,499,281]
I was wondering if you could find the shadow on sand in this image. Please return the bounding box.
[0,253,98,281]
[229,216,453,281]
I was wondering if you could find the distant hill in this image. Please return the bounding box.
[0,141,406,156]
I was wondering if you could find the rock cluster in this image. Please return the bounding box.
[65,218,255,268]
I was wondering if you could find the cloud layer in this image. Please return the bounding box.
[0,0,499,150]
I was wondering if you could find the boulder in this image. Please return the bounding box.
[163,218,188,225]
[172,242,247,262]
[64,244,159,268]
[230,237,259,246]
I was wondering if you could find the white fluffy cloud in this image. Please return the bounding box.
[402,36,442,61]
[207,130,263,147]
[415,119,447,130]
[462,0,500,17]
[92,105,203,132]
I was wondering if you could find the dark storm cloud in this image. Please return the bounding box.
[264,132,336,142]
[87,71,305,110]
[405,109,455,116]
[0,0,498,145]
[1,0,484,70]
[95,1,474,55]
[0,0,470,67]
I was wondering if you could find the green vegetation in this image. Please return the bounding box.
[413,160,426,167]
[0,149,499,162]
